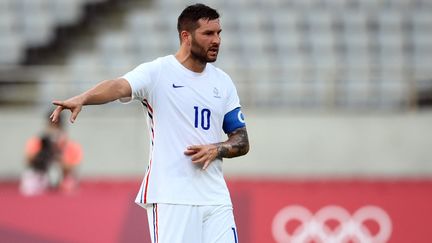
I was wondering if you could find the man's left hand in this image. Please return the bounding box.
[184,144,219,170]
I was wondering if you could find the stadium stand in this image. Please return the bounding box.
[1,4,431,242]
[0,0,431,109]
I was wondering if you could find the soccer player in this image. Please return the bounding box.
[50,3,249,243]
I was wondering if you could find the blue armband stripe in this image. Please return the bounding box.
[223,107,246,134]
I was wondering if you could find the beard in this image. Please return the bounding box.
[190,36,218,63]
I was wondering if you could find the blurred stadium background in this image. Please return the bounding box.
[1,0,432,242]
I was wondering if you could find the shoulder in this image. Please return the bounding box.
[156,55,172,65]
[25,136,41,155]
[136,56,165,70]
[62,141,83,165]
[126,56,166,79]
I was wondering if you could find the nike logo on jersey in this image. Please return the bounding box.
[172,84,185,88]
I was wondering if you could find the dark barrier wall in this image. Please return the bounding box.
[1,179,432,242]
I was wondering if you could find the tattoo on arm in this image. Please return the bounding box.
[216,127,249,159]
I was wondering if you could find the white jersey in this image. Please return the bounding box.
[121,55,241,207]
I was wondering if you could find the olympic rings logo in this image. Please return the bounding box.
[272,205,392,243]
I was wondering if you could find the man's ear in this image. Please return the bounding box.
[180,30,191,46]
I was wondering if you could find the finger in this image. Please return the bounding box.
[70,108,81,123]
[185,146,200,155]
[191,151,206,162]
[51,106,63,123]
[187,145,201,151]
[202,160,211,170]
[184,149,197,156]
[192,153,207,163]
[52,100,65,107]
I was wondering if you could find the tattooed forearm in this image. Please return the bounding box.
[215,127,249,159]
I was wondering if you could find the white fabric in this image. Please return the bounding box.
[121,55,241,207]
[146,204,238,243]
[19,169,50,196]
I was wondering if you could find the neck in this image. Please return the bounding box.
[175,47,206,73]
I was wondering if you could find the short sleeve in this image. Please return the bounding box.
[224,75,241,114]
[62,141,83,166]
[121,58,160,102]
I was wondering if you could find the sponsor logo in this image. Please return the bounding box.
[172,84,184,88]
[272,205,392,243]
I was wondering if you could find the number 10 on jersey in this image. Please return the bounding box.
[194,106,211,130]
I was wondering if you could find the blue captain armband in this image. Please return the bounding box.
[223,107,246,134]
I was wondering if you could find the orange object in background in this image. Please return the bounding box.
[25,137,82,166]
[62,140,83,166]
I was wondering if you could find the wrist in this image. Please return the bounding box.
[215,143,229,159]
[76,93,88,106]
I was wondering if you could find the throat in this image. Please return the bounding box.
[175,52,206,73]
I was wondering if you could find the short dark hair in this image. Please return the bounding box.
[177,3,220,34]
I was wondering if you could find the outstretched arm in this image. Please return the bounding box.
[51,78,131,123]
[184,126,250,170]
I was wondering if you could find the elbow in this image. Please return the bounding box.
[110,78,132,100]
[241,142,250,156]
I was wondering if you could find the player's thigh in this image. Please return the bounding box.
[202,205,239,243]
[146,203,202,243]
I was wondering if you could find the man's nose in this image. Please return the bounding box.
[213,34,221,45]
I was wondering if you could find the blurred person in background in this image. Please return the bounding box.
[50,3,249,243]
[20,109,83,196]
